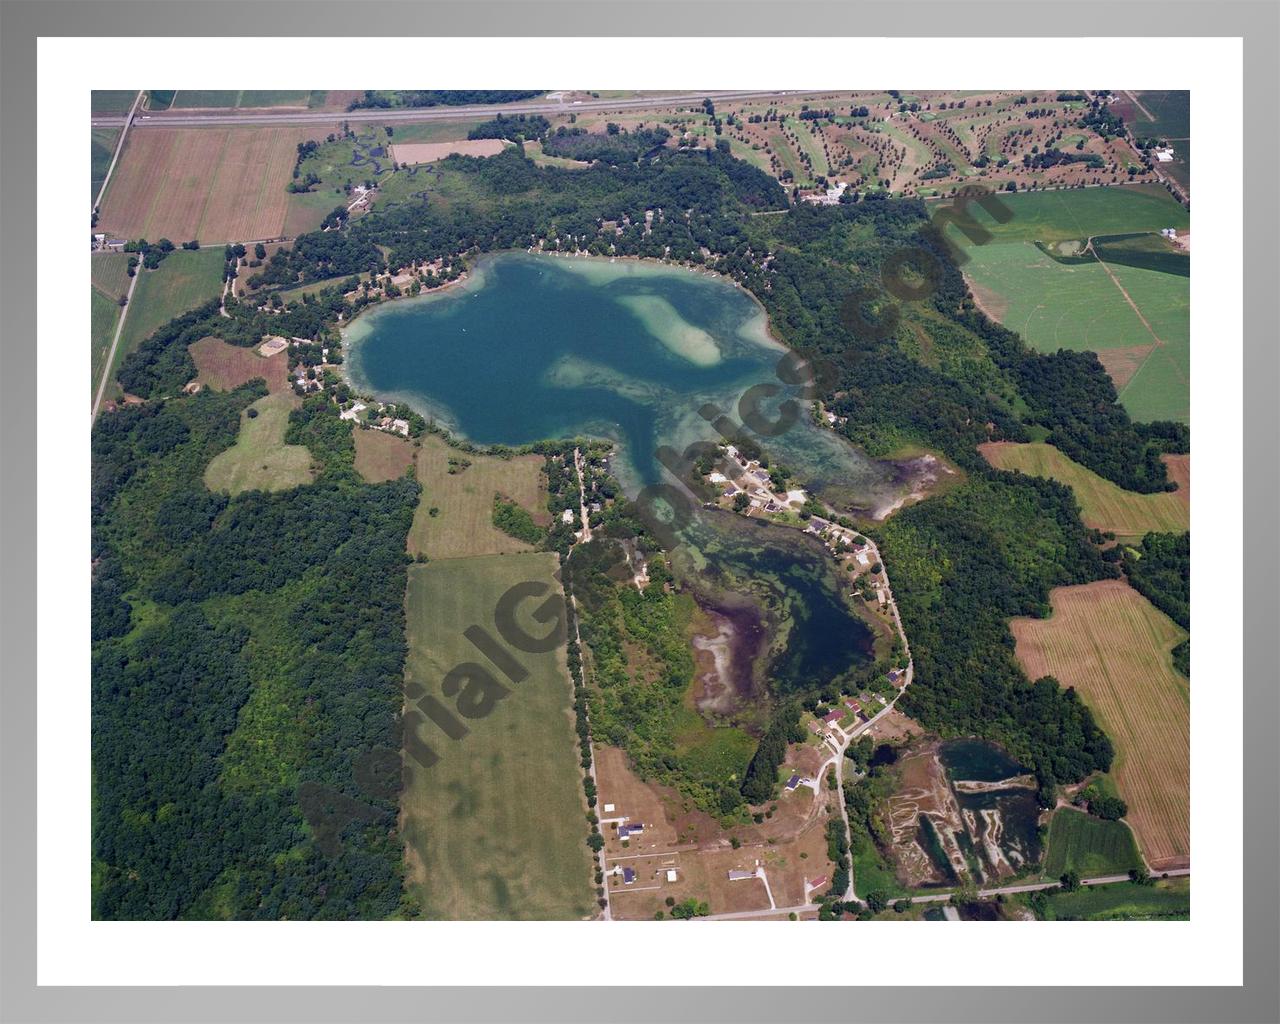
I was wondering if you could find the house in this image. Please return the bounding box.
[391,418,410,437]
[339,401,367,422]
[708,471,728,484]
[622,867,636,885]
[845,700,861,714]
[721,488,738,499]
[785,774,802,791]
[807,876,828,890]
[888,669,901,684]
[823,709,845,725]
[618,823,644,840]
[727,869,757,882]
[665,869,678,882]
[602,803,615,814]
[561,508,576,524]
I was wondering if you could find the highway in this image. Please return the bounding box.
[90,89,809,129]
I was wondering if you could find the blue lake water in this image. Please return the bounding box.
[345,252,903,504]
[345,252,895,691]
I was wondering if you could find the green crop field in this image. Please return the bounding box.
[91,288,122,401]
[980,442,1188,539]
[203,392,315,495]
[946,186,1190,423]
[108,249,225,398]
[1123,91,1190,141]
[91,127,121,202]
[91,90,137,114]
[401,553,596,920]
[948,184,1188,244]
[90,253,132,400]
[1042,809,1143,879]
[1032,877,1189,921]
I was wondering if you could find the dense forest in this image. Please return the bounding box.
[96,129,1189,915]
[93,387,419,919]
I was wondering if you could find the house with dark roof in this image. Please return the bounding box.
[622,867,636,885]
[785,774,802,791]
[823,709,845,725]
[618,822,645,840]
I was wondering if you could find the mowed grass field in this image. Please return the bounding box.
[96,125,340,242]
[90,253,132,400]
[401,553,596,920]
[108,249,226,398]
[203,392,315,495]
[1012,580,1189,871]
[1042,808,1143,879]
[408,435,548,560]
[947,186,1190,423]
[353,428,417,483]
[91,289,123,401]
[979,442,1189,540]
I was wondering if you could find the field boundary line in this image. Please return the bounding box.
[93,90,142,212]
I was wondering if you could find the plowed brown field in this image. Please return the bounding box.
[97,126,337,243]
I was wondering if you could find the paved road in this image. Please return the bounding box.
[90,90,809,130]
[698,902,818,922]
[909,867,1191,904]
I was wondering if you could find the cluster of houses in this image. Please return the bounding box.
[713,443,809,515]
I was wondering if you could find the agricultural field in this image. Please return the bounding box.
[353,428,416,483]
[1042,808,1143,879]
[188,335,290,393]
[1012,580,1189,872]
[90,288,123,401]
[1111,90,1190,142]
[165,90,318,109]
[389,139,507,164]
[107,248,226,399]
[91,90,137,115]
[203,392,315,495]
[946,185,1190,423]
[96,126,341,242]
[407,435,547,560]
[90,253,134,396]
[91,127,121,203]
[1030,876,1189,921]
[979,442,1189,540]
[401,552,596,920]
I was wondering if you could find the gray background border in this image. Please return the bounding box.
[1,2,1275,1022]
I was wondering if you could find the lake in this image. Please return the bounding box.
[346,252,888,695]
[345,252,907,505]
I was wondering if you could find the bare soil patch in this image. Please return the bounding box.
[189,336,289,393]
[390,140,507,164]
